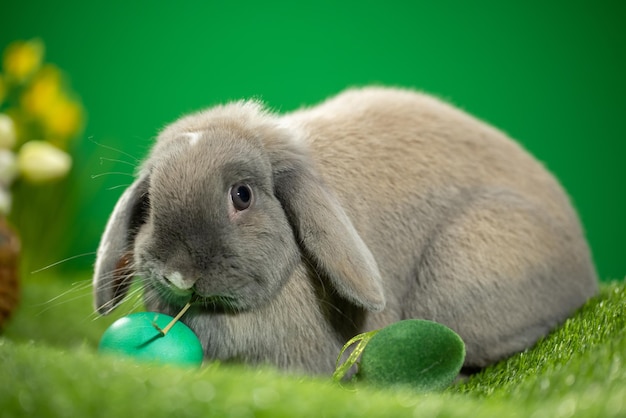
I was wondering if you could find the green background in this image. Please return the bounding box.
[2,0,624,280]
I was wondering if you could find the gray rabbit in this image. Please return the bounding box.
[93,87,598,374]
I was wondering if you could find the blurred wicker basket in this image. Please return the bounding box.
[0,217,20,331]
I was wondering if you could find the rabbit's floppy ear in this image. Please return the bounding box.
[272,152,386,312]
[93,175,149,314]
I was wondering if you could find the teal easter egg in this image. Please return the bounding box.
[357,319,465,391]
[98,312,204,367]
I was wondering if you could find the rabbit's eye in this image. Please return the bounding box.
[230,183,253,211]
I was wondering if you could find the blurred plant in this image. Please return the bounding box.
[0,39,84,276]
[0,39,82,215]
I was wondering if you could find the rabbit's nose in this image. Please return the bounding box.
[165,271,195,292]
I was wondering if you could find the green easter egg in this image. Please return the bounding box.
[98,312,204,367]
[357,319,465,391]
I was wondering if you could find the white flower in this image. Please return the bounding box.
[17,140,72,183]
[0,149,18,185]
[0,114,17,149]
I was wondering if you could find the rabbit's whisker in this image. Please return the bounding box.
[30,252,97,274]
[88,136,141,164]
[90,172,135,179]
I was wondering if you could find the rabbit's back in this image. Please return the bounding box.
[284,88,583,260]
[286,88,570,216]
[282,87,597,366]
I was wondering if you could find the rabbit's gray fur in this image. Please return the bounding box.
[93,87,597,374]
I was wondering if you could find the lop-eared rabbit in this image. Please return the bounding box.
[93,87,597,374]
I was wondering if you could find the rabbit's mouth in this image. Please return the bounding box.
[149,279,244,314]
[192,294,242,313]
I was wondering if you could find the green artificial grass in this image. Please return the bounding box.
[1,275,626,417]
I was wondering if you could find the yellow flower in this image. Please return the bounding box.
[20,65,62,117]
[2,39,45,82]
[20,65,83,146]
[0,114,16,149]
[43,96,83,145]
[17,140,72,183]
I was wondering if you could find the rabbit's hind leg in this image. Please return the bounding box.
[409,189,597,368]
